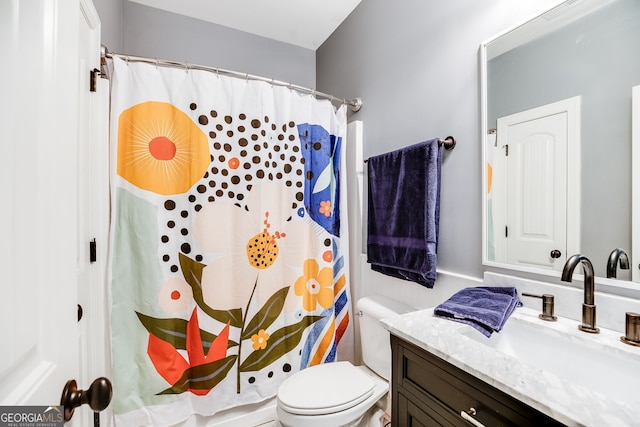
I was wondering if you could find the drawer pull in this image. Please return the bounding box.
[460,408,486,427]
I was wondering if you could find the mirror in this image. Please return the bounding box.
[481,0,640,284]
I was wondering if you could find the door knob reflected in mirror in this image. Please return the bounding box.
[550,249,562,259]
[60,377,112,422]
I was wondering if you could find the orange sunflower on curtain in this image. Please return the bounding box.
[117,101,211,195]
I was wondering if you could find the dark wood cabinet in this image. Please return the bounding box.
[391,334,566,427]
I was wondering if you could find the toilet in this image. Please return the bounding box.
[276,295,413,427]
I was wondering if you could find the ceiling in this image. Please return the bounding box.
[129,0,362,50]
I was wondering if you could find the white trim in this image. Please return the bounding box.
[347,121,364,304]
[480,42,489,270]
[78,1,113,425]
[633,85,639,283]
[483,0,613,60]
[565,96,581,258]
[80,0,101,29]
[480,1,564,60]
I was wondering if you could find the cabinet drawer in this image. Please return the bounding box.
[397,392,458,427]
[392,335,564,427]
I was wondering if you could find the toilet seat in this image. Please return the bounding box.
[277,361,375,416]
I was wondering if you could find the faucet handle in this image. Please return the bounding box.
[522,293,557,321]
[621,312,640,347]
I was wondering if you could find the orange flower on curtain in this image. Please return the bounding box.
[319,200,332,217]
[145,308,234,396]
[250,330,270,350]
[294,258,334,311]
[117,101,210,195]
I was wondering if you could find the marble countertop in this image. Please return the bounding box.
[382,306,640,427]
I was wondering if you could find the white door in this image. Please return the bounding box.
[0,0,108,423]
[495,97,581,271]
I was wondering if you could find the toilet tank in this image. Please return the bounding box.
[356,295,413,381]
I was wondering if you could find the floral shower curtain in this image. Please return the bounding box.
[108,57,353,426]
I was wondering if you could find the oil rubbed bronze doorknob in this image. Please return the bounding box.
[550,249,562,259]
[60,377,112,422]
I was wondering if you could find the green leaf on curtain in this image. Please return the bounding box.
[157,355,238,395]
[178,253,243,328]
[241,286,290,340]
[239,315,324,372]
[136,312,239,350]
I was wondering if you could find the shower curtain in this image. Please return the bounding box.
[108,57,353,426]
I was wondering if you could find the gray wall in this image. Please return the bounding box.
[316,0,560,281]
[120,1,316,88]
[488,0,640,279]
[93,0,123,53]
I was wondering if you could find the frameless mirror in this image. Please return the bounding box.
[481,0,640,284]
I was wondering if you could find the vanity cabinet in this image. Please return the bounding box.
[390,335,565,427]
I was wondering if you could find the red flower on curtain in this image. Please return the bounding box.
[146,308,231,395]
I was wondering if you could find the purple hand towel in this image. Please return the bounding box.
[366,138,442,288]
[433,287,521,337]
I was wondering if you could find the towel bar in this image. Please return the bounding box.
[364,136,455,163]
[440,135,456,150]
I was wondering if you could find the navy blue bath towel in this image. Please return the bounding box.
[434,287,521,337]
[366,138,442,288]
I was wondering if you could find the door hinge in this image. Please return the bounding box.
[504,144,509,156]
[90,238,97,263]
[90,68,102,92]
[505,226,508,238]
[488,128,498,147]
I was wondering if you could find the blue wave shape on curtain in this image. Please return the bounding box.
[323,290,349,364]
[332,247,344,275]
[298,124,342,237]
[300,306,333,368]
[334,283,349,315]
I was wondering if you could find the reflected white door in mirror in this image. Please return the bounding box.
[489,97,580,272]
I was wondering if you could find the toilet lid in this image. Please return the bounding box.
[277,361,375,416]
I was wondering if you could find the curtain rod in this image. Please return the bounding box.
[100,45,362,112]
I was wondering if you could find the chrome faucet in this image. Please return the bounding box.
[606,248,630,278]
[561,254,599,333]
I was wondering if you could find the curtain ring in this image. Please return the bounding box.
[154,58,158,69]
[216,68,220,78]
[184,62,189,73]
[271,78,275,88]
[311,90,316,98]
[125,55,130,65]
